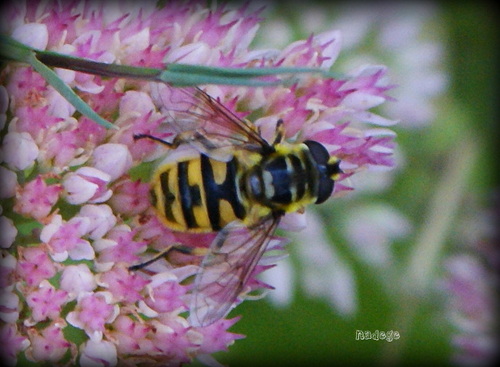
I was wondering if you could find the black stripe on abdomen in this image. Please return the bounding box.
[219,158,246,219]
[200,155,221,230]
[201,155,246,231]
[177,161,198,229]
[159,170,177,223]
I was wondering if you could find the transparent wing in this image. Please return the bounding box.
[188,216,280,327]
[152,83,271,160]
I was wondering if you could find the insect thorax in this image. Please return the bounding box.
[241,144,321,213]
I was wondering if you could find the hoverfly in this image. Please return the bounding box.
[132,85,342,327]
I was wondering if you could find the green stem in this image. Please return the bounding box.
[36,51,162,80]
[1,34,344,86]
[380,136,479,365]
[0,34,33,62]
[35,50,340,86]
[0,35,116,129]
[407,137,478,292]
[1,34,346,128]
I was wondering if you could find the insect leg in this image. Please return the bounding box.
[133,133,202,149]
[133,134,176,148]
[128,245,207,271]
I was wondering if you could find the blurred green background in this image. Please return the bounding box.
[195,3,497,366]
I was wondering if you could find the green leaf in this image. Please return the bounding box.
[1,35,116,129]
[27,53,117,129]
[1,34,347,129]
[0,34,33,62]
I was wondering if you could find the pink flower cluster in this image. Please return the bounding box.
[443,253,498,366]
[1,0,397,365]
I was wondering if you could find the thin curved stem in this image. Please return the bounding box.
[381,136,479,365]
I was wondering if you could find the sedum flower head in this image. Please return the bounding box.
[441,198,499,367]
[259,2,448,129]
[1,1,397,365]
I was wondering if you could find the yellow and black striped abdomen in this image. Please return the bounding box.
[151,154,247,232]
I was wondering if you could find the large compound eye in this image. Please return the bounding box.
[304,140,335,204]
[316,177,334,204]
[304,140,330,166]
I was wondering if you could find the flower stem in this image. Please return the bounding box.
[36,51,162,80]
[1,35,344,86]
[0,34,346,129]
[27,52,117,129]
[0,34,33,62]
[407,137,478,292]
[380,136,479,365]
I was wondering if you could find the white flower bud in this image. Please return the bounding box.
[1,132,39,170]
[12,23,48,50]
[63,167,112,204]
[91,144,132,181]
[0,216,17,249]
